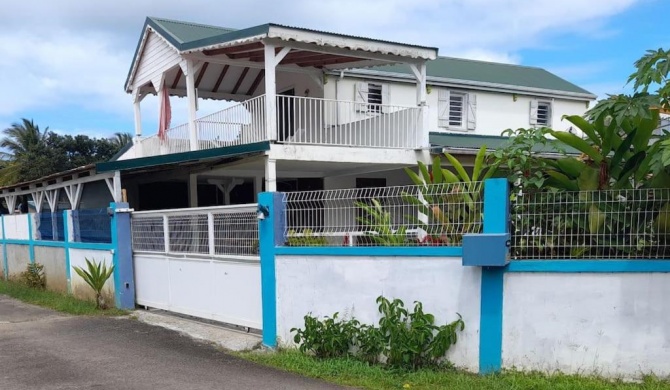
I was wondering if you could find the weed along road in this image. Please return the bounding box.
[0,296,342,390]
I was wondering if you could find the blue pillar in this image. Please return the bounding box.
[1,215,7,280]
[110,202,136,310]
[258,192,285,348]
[479,178,509,374]
[27,213,35,263]
[63,210,72,293]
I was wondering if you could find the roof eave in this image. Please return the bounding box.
[331,69,597,101]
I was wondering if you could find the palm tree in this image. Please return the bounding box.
[0,118,49,158]
[110,132,133,149]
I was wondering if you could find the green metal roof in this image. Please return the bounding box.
[365,57,594,97]
[429,132,577,155]
[96,141,271,173]
[149,17,237,46]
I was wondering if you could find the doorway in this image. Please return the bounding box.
[277,88,295,142]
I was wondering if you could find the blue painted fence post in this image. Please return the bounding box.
[479,178,509,374]
[27,213,35,263]
[1,215,7,280]
[110,202,136,310]
[63,210,72,294]
[258,192,285,348]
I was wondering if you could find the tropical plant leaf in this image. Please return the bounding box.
[550,131,603,164]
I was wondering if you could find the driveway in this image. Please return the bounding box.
[0,295,343,390]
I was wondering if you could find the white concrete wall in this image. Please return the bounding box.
[276,255,481,372]
[69,248,115,303]
[503,272,670,378]
[325,77,589,137]
[4,214,30,240]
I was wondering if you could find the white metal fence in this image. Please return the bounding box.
[131,204,258,257]
[511,188,670,259]
[282,183,483,247]
[276,95,421,149]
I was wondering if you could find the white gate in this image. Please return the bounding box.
[131,204,262,329]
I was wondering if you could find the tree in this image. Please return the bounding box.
[110,132,133,149]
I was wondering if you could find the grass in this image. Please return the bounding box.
[0,279,127,316]
[238,349,670,390]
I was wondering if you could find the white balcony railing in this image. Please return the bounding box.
[135,94,422,158]
[276,96,421,149]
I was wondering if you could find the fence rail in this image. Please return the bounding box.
[131,204,259,258]
[282,182,483,247]
[511,188,670,259]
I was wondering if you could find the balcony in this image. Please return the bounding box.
[135,95,423,157]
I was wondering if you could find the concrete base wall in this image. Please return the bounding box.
[34,246,67,292]
[276,255,481,372]
[503,272,670,378]
[6,244,30,280]
[69,248,114,304]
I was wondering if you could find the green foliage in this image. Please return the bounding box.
[21,263,46,289]
[72,258,115,310]
[291,296,465,371]
[0,118,130,185]
[355,198,408,246]
[404,147,493,244]
[491,127,558,192]
[285,229,328,246]
[628,48,670,109]
[291,312,358,359]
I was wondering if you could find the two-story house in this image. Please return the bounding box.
[0,17,596,215]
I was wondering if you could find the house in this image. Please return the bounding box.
[0,17,595,214]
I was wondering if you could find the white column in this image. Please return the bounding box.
[254,175,263,201]
[410,61,429,148]
[113,171,122,203]
[265,157,277,192]
[188,174,198,207]
[185,60,199,151]
[264,44,278,141]
[133,90,143,137]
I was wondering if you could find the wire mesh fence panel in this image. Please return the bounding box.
[213,211,258,256]
[511,188,670,259]
[282,183,484,247]
[74,208,112,243]
[131,216,165,252]
[168,214,209,254]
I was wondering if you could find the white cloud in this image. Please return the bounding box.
[0,0,644,134]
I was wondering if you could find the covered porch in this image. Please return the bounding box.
[123,18,437,164]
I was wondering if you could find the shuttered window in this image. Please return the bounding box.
[530,99,552,127]
[438,90,477,130]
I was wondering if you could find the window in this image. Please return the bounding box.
[530,100,552,127]
[355,82,389,113]
[438,90,477,130]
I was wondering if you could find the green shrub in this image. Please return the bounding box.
[73,258,114,310]
[291,312,358,358]
[291,296,465,370]
[21,263,46,289]
[286,229,328,247]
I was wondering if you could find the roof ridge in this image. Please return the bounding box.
[148,16,237,32]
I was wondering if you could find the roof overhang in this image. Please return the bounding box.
[332,68,597,101]
[125,18,438,93]
[96,141,271,173]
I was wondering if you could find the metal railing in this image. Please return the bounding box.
[138,123,191,156]
[282,183,483,247]
[511,188,670,259]
[195,95,267,149]
[131,204,259,258]
[276,95,421,149]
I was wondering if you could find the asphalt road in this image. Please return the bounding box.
[0,295,344,390]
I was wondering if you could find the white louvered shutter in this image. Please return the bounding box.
[380,84,390,113]
[355,82,369,112]
[529,99,539,125]
[438,89,450,128]
[467,93,477,130]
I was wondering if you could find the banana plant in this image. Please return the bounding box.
[403,146,497,244]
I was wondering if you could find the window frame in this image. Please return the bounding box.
[536,100,552,127]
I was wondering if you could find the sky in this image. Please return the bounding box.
[0,0,667,139]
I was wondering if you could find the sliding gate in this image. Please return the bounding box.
[130,204,262,329]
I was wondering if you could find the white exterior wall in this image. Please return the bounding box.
[276,255,481,372]
[4,214,30,240]
[69,248,115,302]
[133,31,181,90]
[503,272,670,378]
[325,77,589,136]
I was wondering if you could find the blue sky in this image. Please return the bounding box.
[0,0,665,138]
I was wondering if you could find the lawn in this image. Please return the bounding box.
[0,280,127,316]
[238,350,670,390]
